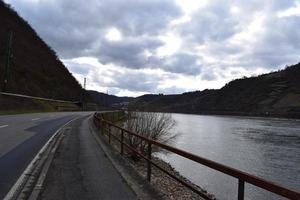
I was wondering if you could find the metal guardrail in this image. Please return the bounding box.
[93,112,300,200]
[0,92,80,104]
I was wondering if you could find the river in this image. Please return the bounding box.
[158,114,300,200]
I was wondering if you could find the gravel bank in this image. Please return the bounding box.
[106,131,216,200]
[128,156,216,200]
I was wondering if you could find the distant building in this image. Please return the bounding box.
[111,102,130,110]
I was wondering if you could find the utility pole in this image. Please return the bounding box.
[82,77,86,111]
[84,77,86,90]
[2,30,13,92]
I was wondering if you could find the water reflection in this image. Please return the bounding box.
[159,114,300,200]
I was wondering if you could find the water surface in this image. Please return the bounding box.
[159,114,300,200]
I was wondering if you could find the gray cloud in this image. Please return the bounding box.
[5,0,300,95]
[227,13,300,69]
[178,1,277,43]
[7,0,181,59]
[180,3,239,44]
[149,53,202,75]
[201,72,218,81]
[179,0,300,71]
[7,0,201,75]
[97,37,162,68]
[90,69,161,93]
[156,86,187,95]
[95,69,186,94]
[63,60,93,76]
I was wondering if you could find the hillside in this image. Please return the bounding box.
[0,1,82,99]
[88,90,133,107]
[0,1,85,112]
[130,63,300,118]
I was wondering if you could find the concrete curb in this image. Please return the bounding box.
[88,116,165,200]
[4,117,80,200]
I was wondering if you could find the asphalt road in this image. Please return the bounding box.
[0,112,93,199]
[40,115,137,200]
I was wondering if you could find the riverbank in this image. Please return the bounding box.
[105,129,215,200]
[130,156,216,200]
[96,111,300,199]
[129,109,300,121]
[152,113,300,199]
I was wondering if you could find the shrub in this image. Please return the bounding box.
[124,111,178,159]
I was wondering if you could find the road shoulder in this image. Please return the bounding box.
[88,116,164,200]
[39,115,138,200]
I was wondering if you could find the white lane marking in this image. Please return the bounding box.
[4,116,80,200]
[31,118,40,121]
[0,125,8,128]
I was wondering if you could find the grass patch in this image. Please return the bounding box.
[0,94,81,115]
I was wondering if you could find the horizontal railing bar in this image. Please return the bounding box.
[108,131,121,142]
[118,141,211,199]
[95,113,300,200]
[0,92,79,104]
[103,127,109,133]
[122,141,144,158]
[149,156,211,199]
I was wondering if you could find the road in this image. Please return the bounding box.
[39,115,137,200]
[0,112,92,199]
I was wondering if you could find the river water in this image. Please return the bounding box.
[158,114,300,200]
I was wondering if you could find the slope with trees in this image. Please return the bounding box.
[130,63,300,118]
[0,1,82,100]
[0,1,86,112]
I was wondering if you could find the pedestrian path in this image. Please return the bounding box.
[39,116,137,200]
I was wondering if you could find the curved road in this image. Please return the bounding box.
[0,112,92,199]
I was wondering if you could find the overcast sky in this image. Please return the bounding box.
[5,0,300,96]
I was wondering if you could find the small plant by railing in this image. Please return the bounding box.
[93,112,300,200]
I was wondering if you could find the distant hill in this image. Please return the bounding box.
[88,90,134,107]
[0,1,87,112]
[130,63,300,118]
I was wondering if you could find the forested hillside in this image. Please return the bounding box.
[88,90,133,107]
[130,63,300,118]
[0,1,82,100]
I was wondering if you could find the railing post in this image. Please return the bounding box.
[108,124,111,144]
[120,129,124,155]
[147,141,152,182]
[106,122,108,135]
[94,116,97,127]
[238,179,245,200]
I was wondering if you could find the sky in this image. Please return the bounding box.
[4,0,300,97]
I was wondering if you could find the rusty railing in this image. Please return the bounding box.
[93,112,300,200]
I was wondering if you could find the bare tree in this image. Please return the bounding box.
[124,111,178,159]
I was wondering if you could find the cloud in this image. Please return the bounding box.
[156,86,187,95]
[97,36,163,69]
[63,57,192,95]
[63,60,93,76]
[149,53,202,75]
[96,69,189,95]
[179,3,239,44]
[6,0,181,59]
[4,0,300,96]
[201,72,217,81]
[101,70,160,93]
[178,0,300,71]
[234,10,300,68]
